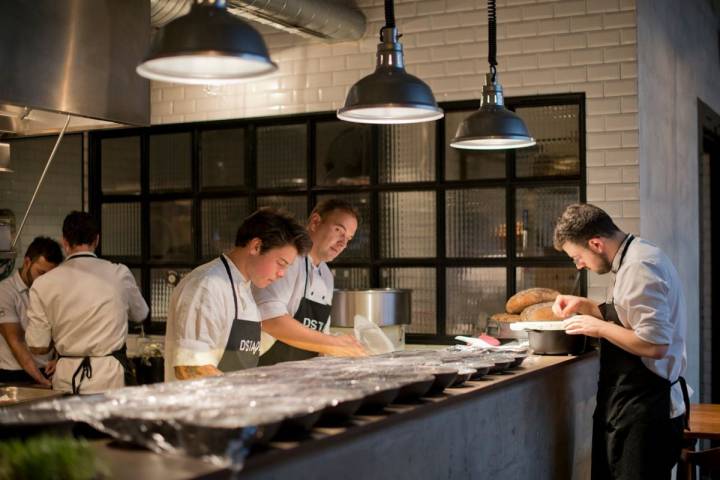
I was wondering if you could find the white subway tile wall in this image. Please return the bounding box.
[149,0,640,302]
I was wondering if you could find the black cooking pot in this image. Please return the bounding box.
[528,330,586,355]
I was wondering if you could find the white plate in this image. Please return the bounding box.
[509,321,566,331]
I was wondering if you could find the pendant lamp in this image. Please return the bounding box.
[136,0,277,85]
[337,0,443,124]
[451,0,535,150]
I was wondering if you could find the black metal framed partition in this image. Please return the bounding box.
[89,92,586,342]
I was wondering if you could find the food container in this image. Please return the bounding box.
[527,330,586,355]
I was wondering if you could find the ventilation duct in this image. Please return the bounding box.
[150,0,366,41]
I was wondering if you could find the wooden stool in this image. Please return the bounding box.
[678,404,720,480]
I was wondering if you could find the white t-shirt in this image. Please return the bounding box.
[25,252,148,394]
[164,255,260,382]
[0,270,51,370]
[610,236,689,418]
[252,255,333,355]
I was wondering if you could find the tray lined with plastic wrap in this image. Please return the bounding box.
[0,345,528,469]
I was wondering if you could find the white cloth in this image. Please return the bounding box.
[164,255,260,382]
[0,270,51,370]
[252,255,333,355]
[25,252,148,394]
[610,236,689,418]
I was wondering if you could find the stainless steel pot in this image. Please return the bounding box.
[331,289,411,327]
[527,330,586,355]
[486,318,528,340]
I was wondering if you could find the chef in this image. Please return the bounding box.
[25,211,148,394]
[552,203,689,479]
[164,208,312,381]
[0,236,63,385]
[254,199,366,366]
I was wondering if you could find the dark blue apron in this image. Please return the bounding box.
[591,235,690,479]
[258,257,331,366]
[216,256,261,371]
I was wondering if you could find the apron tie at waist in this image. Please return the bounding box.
[670,376,691,429]
[60,345,135,394]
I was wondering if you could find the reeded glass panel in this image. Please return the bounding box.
[150,268,191,322]
[150,200,193,261]
[101,137,140,194]
[256,195,307,221]
[257,124,307,188]
[445,110,506,180]
[515,104,580,177]
[446,188,505,258]
[379,123,435,183]
[201,128,245,188]
[316,193,370,260]
[149,132,192,192]
[446,267,506,335]
[101,203,141,257]
[201,198,250,259]
[516,186,579,257]
[331,268,370,289]
[380,191,436,258]
[316,121,371,186]
[380,267,436,334]
[516,267,580,295]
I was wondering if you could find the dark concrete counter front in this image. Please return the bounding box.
[93,352,600,480]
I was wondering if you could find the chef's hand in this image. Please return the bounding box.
[44,359,57,377]
[563,315,607,338]
[331,335,367,357]
[553,295,599,318]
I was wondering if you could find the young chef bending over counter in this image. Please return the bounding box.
[254,199,366,365]
[552,203,689,480]
[0,236,63,386]
[164,208,312,381]
[25,212,149,394]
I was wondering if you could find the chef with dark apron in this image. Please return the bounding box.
[164,208,313,382]
[552,204,691,480]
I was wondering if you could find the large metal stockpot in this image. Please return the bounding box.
[331,289,412,327]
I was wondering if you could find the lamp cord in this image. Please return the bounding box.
[488,0,498,81]
[384,0,396,28]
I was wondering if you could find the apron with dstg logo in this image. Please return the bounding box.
[216,256,261,372]
[259,258,331,366]
[591,235,690,480]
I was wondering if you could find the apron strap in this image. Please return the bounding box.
[670,376,692,429]
[219,255,239,320]
[70,357,92,395]
[62,344,132,394]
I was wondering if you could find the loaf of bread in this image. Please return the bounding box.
[505,288,561,314]
[489,313,522,323]
[520,302,562,321]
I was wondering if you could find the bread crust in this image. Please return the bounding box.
[520,301,562,321]
[505,288,561,314]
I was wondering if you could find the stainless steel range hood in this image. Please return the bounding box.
[0,0,151,136]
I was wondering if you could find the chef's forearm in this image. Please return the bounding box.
[599,322,669,359]
[262,314,342,354]
[174,364,222,380]
[0,324,49,383]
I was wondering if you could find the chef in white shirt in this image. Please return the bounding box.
[551,203,689,479]
[25,211,148,394]
[254,199,366,366]
[0,236,63,385]
[164,208,313,381]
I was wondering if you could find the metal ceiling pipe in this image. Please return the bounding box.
[150,0,366,41]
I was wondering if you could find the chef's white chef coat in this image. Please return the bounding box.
[252,255,333,355]
[610,236,689,418]
[0,270,52,370]
[25,252,148,394]
[164,255,260,382]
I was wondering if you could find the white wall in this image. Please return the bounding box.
[637,0,720,400]
[149,0,641,302]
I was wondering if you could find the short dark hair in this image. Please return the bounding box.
[24,236,63,265]
[553,203,622,250]
[235,207,312,256]
[62,211,99,247]
[310,198,361,224]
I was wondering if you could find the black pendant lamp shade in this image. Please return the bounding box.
[451,0,534,149]
[337,0,443,124]
[136,0,277,85]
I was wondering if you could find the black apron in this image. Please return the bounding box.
[216,255,261,372]
[591,235,690,479]
[259,258,332,366]
[61,253,136,394]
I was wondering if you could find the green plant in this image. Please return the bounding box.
[0,435,108,480]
